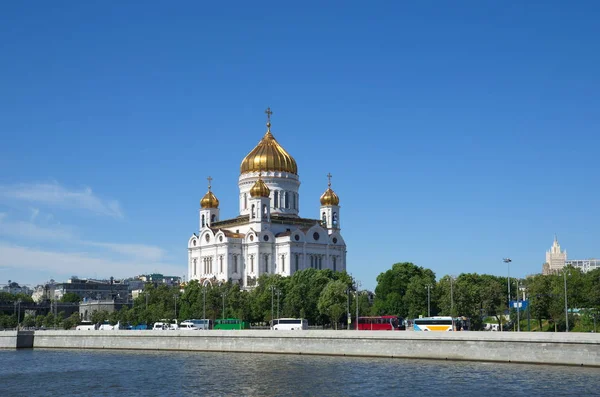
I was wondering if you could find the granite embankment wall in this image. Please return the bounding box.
[29,330,600,367]
[0,331,34,349]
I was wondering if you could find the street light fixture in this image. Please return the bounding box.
[345,288,351,330]
[563,270,569,332]
[270,285,276,325]
[221,292,227,320]
[426,285,432,317]
[503,258,512,330]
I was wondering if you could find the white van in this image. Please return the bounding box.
[76,321,97,331]
[271,318,308,330]
[180,319,212,330]
[152,321,179,330]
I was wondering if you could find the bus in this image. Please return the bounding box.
[355,316,405,331]
[213,318,249,330]
[270,318,308,330]
[413,316,454,332]
[180,319,213,330]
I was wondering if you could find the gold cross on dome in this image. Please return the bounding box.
[327,172,332,187]
[207,176,213,190]
[265,107,273,122]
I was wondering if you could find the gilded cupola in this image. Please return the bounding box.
[320,173,340,206]
[240,108,298,175]
[200,176,219,209]
[250,172,271,198]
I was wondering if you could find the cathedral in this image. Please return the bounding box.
[187,109,347,288]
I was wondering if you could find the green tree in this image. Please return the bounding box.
[317,280,347,329]
[60,292,81,303]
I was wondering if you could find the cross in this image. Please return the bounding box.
[265,107,273,122]
[207,176,213,190]
[327,172,332,187]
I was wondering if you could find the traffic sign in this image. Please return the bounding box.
[510,300,528,309]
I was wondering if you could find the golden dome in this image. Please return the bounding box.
[250,174,271,198]
[320,173,340,206]
[240,108,297,175]
[200,176,219,208]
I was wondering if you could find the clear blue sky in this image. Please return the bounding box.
[1,1,599,290]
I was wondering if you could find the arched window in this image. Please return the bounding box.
[263,204,268,217]
[292,193,296,210]
[310,255,314,268]
[281,255,285,273]
[250,256,254,273]
[211,214,216,223]
[333,212,338,226]
[274,191,279,209]
[295,254,299,272]
[220,256,223,273]
[251,204,255,218]
[234,256,238,273]
[201,215,205,227]
[285,192,289,209]
[332,256,336,272]
[193,259,197,276]
[244,193,247,209]
[322,212,326,224]
[318,256,322,270]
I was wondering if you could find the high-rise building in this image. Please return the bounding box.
[187,109,347,288]
[542,236,599,274]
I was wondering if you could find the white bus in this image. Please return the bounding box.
[413,316,454,332]
[270,318,308,330]
[180,319,212,330]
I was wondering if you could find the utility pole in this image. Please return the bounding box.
[450,277,454,318]
[276,290,281,319]
[203,287,206,320]
[564,270,569,332]
[355,281,361,331]
[346,288,350,330]
[503,258,512,330]
[270,285,275,324]
[221,292,226,320]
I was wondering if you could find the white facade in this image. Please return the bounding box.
[187,115,347,288]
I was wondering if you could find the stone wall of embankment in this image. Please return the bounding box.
[30,330,600,367]
[0,331,18,349]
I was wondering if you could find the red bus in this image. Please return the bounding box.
[354,315,405,331]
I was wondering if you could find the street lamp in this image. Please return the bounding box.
[426,285,432,317]
[202,286,207,320]
[355,281,361,331]
[346,288,351,330]
[503,258,512,330]
[270,285,276,324]
[563,270,569,332]
[221,292,227,320]
[516,279,520,332]
[173,294,178,320]
[450,276,454,318]
[276,290,281,319]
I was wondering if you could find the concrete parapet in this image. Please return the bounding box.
[32,330,600,367]
[0,331,18,349]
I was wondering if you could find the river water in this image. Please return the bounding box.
[1,350,598,396]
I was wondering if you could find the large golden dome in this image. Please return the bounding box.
[200,177,219,208]
[320,173,340,206]
[240,108,297,175]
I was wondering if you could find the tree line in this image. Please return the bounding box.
[3,263,599,331]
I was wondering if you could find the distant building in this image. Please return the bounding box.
[138,274,182,287]
[543,236,567,274]
[79,300,132,321]
[1,281,33,296]
[542,236,599,274]
[53,277,128,302]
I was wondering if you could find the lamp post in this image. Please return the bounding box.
[202,286,207,320]
[355,281,361,331]
[276,290,281,319]
[503,258,512,330]
[270,285,275,324]
[450,277,454,318]
[564,270,569,332]
[346,288,351,330]
[221,292,226,320]
[426,285,431,317]
[173,294,178,320]
[516,280,520,332]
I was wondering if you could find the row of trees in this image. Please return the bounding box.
[4,263,599,332]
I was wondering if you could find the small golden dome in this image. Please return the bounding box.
[200,176,219,208]
[250,174,271,198]
[240,108,298,175]
[320,173,340,206]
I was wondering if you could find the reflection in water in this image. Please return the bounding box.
[0,350,598,396]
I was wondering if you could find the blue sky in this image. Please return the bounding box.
[0,1,599,290]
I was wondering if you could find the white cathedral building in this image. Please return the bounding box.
[187,109,347,288]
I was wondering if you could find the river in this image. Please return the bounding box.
[1,350,598,396]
